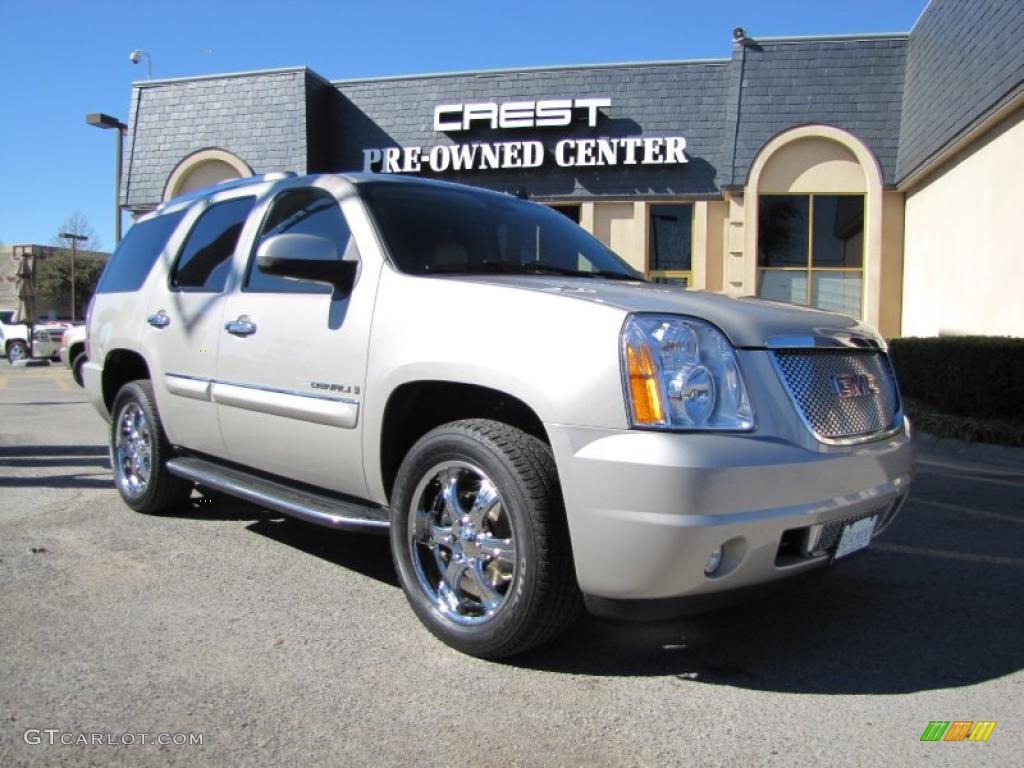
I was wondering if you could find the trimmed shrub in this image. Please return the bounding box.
[888,336,1024,421]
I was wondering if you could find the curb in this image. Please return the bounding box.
[914,430,1024,470]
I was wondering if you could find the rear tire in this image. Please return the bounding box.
[390,419,581,658]
[110,380,191,514]
[71,353,87,387]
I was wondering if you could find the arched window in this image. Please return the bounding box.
[744,126,883,322]
[163,149,252,201]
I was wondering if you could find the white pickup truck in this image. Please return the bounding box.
[1,311,73,364]
[83,172,914,658]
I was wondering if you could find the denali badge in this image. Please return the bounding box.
[829,372,879,399]
[311,381,360,395]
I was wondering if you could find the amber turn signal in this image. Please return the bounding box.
[626,341,666,425]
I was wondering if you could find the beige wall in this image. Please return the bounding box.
[704,200,727,292]
[902,107,1024,337]
[590,202,646,272]
[0,246,18,311]
[878,190,905,338]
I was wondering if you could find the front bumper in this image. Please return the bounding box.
[548,424,913,605]
[31,340,61,359]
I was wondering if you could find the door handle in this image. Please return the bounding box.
[147,312,170,329]
[225,316,257,337]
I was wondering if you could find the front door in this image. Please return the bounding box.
[214,181,377,498]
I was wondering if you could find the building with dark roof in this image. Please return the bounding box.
[118,0,1023,338]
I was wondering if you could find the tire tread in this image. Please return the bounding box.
[110,379,191,514]
[394,418,582,658]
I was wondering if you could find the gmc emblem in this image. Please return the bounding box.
[829,372,879,399]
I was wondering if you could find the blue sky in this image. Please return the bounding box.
[0,0,925,250]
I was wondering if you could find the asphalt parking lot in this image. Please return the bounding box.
[1,362,1021,767]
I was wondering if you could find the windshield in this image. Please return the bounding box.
[359,181,643,280]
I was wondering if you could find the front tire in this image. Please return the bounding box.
[110,380,191,514]
[6,340,28,363]
[391,419,581,658]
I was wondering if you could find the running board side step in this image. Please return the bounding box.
[166,456,389,533]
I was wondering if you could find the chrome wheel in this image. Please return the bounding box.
[408,461,516,626]
[114,401,153,497]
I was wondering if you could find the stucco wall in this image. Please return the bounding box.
[902,108,1024,337]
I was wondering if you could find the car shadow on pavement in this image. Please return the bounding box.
[0,444,107,457]
[0,444,111,488]
[246,517,399,588]
[510,513,1024,694]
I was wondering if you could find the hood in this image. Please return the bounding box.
[444,275,882,348]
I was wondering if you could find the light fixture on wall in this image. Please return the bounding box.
[732,27,752,46]
[129,49,153,79]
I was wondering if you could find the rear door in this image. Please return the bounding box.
[145,195,256,456]
[214,179,379,497]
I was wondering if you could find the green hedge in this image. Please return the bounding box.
[888,335,1024,425]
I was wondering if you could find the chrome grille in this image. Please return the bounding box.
[771,350,901,443]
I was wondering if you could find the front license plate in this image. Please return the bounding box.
[833,516,877,561]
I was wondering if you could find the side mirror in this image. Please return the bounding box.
[256,233,358,294]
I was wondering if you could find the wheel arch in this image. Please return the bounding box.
[102,349,152,411]
[377,380,549,504]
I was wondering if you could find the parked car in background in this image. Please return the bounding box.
[59,325,88,386]
[30,323,72,361]
[0,310,30,362]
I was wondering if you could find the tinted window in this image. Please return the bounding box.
[95,211,186,294]
[171,197,255,291]
[758,196,809,267]
[360,182,640,280]
[245,188,352,293]
[649,204,693,271]
[812,196,863,267]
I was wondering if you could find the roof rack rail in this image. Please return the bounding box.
[157,172,297,211]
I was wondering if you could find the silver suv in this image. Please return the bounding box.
[84,172,914,658]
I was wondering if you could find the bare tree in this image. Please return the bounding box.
[52,212,102,253]
[35,214,106,320]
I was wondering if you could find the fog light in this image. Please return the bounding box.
[704,546,723,575]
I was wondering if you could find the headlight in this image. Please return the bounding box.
[621,314,754,431]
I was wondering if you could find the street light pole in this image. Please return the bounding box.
[59,232,87,322]
[85,113,128,245]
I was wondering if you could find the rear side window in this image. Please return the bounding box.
[95,210,186,293]
[245,188,353,293]
[171,197,255,291]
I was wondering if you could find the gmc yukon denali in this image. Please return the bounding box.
[84,172,914,658]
